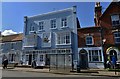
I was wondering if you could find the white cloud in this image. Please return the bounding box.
[19,32,22,33]
[1,30,17,36]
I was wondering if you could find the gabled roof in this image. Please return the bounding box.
[100,2,120,19]
[0,33,23,43]
[28,6,76,19]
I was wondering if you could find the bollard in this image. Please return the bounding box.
[76,65,80,73]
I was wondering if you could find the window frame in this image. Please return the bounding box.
[86,36,94,45]
[30,24,35,33]
[56,32,71,45]
[38,21,44,31]
[88,50,102,62]
[114,32,120,44]
[9,54,16,62]
[25,54,29,61]
[40,55,44,62]
[111,14,120,26]
[50,19,57,29]
[61,17,67,28]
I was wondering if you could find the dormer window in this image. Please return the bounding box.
[86,36,93,45]
[61,17,67,28]
[111,14,120,26]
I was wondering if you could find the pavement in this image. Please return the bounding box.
[2,66,120,77]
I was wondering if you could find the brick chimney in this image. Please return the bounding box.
[94,2,102,27]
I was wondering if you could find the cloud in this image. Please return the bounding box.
[1,30,17,36]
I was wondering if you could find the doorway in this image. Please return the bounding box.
[45,54,50,66]
[79,49,88,69]
[109,50,117,61]
[29,54,32,65]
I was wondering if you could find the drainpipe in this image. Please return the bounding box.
[100,27,105,68]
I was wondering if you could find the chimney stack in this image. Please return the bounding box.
[94,2,102,27]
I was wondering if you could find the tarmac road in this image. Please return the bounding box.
[2,70,120,79]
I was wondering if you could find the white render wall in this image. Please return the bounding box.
[78,47,105,69]
[89,63,104,69]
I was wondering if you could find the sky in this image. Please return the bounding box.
[2,2,110,35]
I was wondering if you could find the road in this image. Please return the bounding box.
[2,70,120,79]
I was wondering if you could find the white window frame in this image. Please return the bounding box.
[33,53,38,61]
[50,19,57,29]
[0,43,4,50]
[88,50,102,62]
[11,42,14,50]
[9,53,16,62]
[25,54,29,61]
[30,24,35,33]
[38,21,44,31]
[86,36,94,45]
[56,32,71,45]
[111,14,120,26]
[61,17,67,28]
[40,55,44,62]
[114,32,120,44]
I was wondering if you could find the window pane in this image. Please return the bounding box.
[40,55,43,61]
[111,15,119,21]
[39,22,44,30]
[89,50,102,62]
[111,15,120,26]
[114,32,120,43]
[86,36,93,45]
[89,50,92,62]
[26,55,29,61]
[92,56,99,61]
[61,18,67,27]
[95,50,98,55]
[51,19,56,28]
[57,32,70,44]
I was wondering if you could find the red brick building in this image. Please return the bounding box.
[78,2,120,69]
